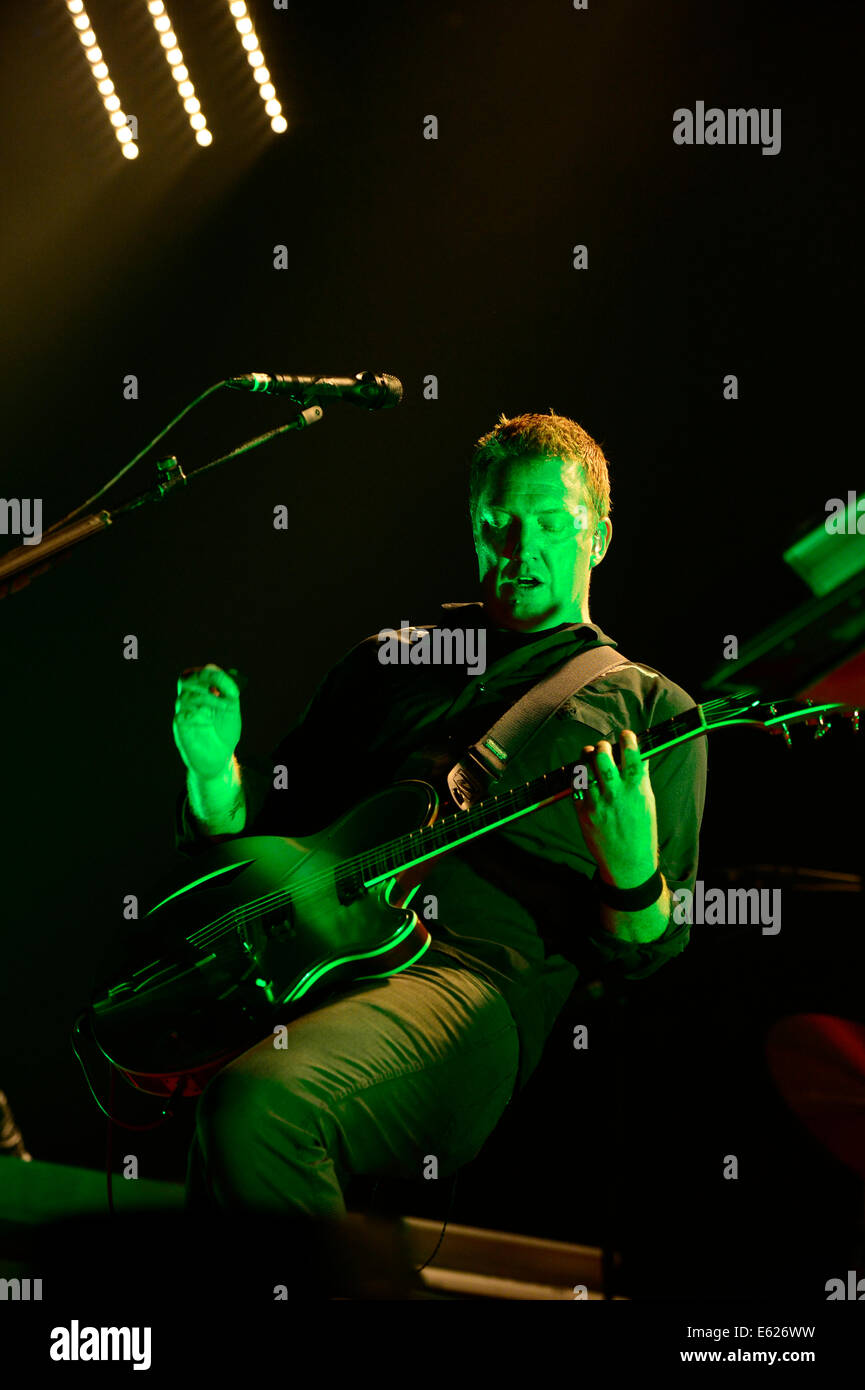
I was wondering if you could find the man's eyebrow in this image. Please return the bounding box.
[483,505,577,515]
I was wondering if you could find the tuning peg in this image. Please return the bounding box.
[766,704,794,746]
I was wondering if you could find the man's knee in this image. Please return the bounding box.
[191,1065,346,1213]
[195,1066,327,1161]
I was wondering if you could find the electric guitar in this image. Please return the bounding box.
[83,696,855,1102]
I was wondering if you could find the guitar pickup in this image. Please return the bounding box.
[335,870,366,906]
[259,908,295,941]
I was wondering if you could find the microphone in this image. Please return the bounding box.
[225,370,403,410]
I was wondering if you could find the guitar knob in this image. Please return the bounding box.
[813,715,829,740]
[851,709,860,734]
[779,722,792,748]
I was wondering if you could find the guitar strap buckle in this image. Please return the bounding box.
[446,750,497,810]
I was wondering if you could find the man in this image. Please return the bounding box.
[174,410,707,1215]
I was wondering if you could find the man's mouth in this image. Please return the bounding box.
[503,576,542,590]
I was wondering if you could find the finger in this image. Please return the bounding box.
[620,729,645,782]
[174,694,238,725]
[175,698,224,720]
[574,747,604,806]
[175,688,234,712]
[593,740,619,794]
[177,665,240,700]
[572,759,588,802]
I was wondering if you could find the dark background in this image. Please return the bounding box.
[1,0,863,1299]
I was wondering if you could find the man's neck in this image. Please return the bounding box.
[489,618,594,639]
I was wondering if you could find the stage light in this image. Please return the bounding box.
[146,4,212,149]
[67,1,139,159]
[195,128,212,146]
[225,3,286,136]
[122,141,139,159]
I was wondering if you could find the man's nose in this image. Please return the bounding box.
[501,519,527,559]
[503,525,541,566]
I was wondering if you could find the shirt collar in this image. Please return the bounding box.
[439,601,616,648]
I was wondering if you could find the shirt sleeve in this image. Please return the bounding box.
[581,682,708,979]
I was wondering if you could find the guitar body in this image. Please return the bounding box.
[90,780,439,1098]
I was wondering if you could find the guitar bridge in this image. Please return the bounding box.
[259,906,295,942]
[335,869,366,906]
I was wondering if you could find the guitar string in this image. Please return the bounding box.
[183,698,742,953]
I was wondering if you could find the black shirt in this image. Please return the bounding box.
[176,603,707,1093]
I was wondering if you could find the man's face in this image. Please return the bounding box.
[473,455,606,632]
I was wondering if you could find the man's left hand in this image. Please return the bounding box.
[573,730,658,888]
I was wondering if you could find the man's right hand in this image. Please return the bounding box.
[173,664,242,781]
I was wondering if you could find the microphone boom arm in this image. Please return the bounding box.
[0,403,324,600]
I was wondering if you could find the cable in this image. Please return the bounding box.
[42,379,228,537]
[414,1173,461,1273]
[107,1068,115,1217]
[366,1170,458,1274]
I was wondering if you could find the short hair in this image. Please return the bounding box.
[469,410,612,528]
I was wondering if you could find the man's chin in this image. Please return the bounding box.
[485,589,560,631]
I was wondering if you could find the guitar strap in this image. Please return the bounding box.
[446,644,630,809]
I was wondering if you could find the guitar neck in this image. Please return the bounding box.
[360,702,714,889]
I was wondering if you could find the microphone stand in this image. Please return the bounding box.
[0,403,323,599]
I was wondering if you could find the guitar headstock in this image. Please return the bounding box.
[706,695,859,747]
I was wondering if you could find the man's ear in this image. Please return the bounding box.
[589,517,612,567]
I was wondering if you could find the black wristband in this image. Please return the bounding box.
[595,867,664,911]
